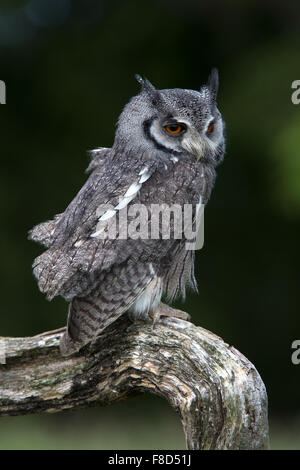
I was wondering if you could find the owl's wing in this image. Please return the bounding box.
[33,238,151,301]
[28,214,63,248]
[31,154,158,300]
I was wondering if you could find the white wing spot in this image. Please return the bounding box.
[99,209,117,221]
[149,263,155,275]
[115,194,135,210]
[91,167,154,238]
[124,182,142,198]
[139,172,151,184]
[138,166,149,176]
[91,227,106,238]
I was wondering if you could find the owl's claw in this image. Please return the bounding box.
[150,302,191,329]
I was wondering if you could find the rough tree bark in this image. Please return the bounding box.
[0,315,269,450]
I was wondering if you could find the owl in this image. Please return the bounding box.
[29,70,225,356]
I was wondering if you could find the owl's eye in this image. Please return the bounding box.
[206,120,215,135]
[164,123,185,135]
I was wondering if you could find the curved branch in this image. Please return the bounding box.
[0,316,269,449]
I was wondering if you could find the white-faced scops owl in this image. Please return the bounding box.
[29,70,225,356]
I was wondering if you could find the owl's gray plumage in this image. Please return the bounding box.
[29,70,225,356]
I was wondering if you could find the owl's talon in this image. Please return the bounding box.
[151,312,161,330]
[150,303,191,327]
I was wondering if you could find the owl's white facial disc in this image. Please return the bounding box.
[148,119,181,154]
[181,115,224,159]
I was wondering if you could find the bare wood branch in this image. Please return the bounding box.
[0,316,269,449]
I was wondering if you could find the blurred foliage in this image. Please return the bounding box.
[0,395,186,450]
[0,0,300,449]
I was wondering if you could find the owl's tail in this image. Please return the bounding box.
[60,326,82,357]
[59,262,156,356]
[59,296,127,356]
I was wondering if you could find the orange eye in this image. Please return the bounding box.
[206,121,214,135]
[165,123,184,134]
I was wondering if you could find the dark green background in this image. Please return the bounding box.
[0,0,299,449]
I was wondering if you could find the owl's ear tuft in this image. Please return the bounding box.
[135,74,156,92]
[135,74,161,106]
[207,68,219,102]
[135,74,144,85]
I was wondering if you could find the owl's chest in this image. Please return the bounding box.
[139,162,203,207]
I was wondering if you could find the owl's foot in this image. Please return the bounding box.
[150,302,191,328]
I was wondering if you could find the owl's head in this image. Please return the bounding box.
[115,70,225,167]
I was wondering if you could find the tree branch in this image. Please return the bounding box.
[0,316,269,449]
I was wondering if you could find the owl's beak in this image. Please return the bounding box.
[181,134,205,160]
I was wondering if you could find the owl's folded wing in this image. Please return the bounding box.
[28,214,63,248]
[30,158,159,301]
